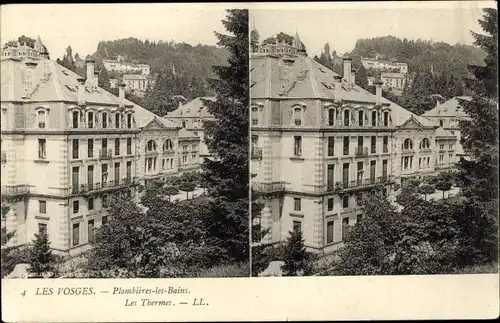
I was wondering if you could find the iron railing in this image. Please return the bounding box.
[327,175,393,192]
[252,181,286,193]
[355,146,368,157]
[1,184,30,197]
[72,176,138,194]
[99,149,112,159]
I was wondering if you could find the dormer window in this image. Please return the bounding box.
[87,111,94,129]
[358,110,364,126]
[327,107,336,126]
[292,104,305,126]
[115,113,120,128]
[127,113,132,129]
[343,109,350,126]
[383,111,389,127]
[371,110,377,127]
[72,110,79,129]
[36,108,48,129]
[102,112,108,128]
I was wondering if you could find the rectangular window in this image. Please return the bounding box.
[114,138,120,155]
[127,138,132,155]
[88,112,94,129]
[371,136,376,153]
[251,107,259,125]
[38,223,47,236]
[293,198,301,211]
[419,158,422,168]
[191,154,197,164]
[343,136,349,155]
[327,198,334,211]
[326,220,334,244]
[87,165,94,190]
[370,160,376,182]
[72,139,79,159]
[72,166,79,193]
[327,137,335,156]
[294,108,302,126]
[102,164,108,184]
[114,162,120,184]
[102,138,107,150]
[72,200,79,214]
[183,145,188,151]
[38,139,46,159]
[72,223,80,246]
[449,144,453,149]
[382,159,388,178]
[102,113,108,128]
[294,136,302,156]
[358,111,364,126]
[127,114,132,129]
[88,139,94,158]
[342,194,349,208]
[88,197,94,210]
[383,112,389,127]
[115,113,120,128]
[39,200,46,214]
[182,156,187,164]
[383,136,388,153]
[449,153,453,160]
[293,220,302,236]
[191,144,196,151]
[357,161,363,184]
[440,144,444,150]
[439,154,444,162]
[88,220,95,243]
[342,163,349,187]
[342,217,350,241]
[327,164,335,190]
[126,161,132,180]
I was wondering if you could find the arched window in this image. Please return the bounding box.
[72,111,79,129]
[146,140,157,152]
[358,110,364,126]
[342,195,349,208]
[420,138,430,149]
[403,138,413,150]
[327,107,336,126]
[164,139,174,151]
[371,110,377,126]
[343,109,350,126]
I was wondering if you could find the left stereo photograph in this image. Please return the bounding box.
[0,5,251,278]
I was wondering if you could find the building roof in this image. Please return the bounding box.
[123,73,149,80]
[435,126,456,138]
[250,54,434,128]
[178,128,200,139]
[421,96,472,118]
[0,56,176,129]
[166,96,216,119]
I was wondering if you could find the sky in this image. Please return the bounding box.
[0,4,229,59]
[251,1,496,57]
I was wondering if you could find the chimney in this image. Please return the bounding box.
[94,70,100,89]
[118,82,126,108]
[375,80,383,106]
[351,71,356,86]
[333,75,342,103]
[23,61,38,98]
[77,77,86,106]
[178,101,183,109]
[85,58,95,88]
[342,57,352,88]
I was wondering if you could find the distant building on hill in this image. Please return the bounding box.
[103,59,150,76]
[380,72,407,96]
[362,57,408,74]
[122,73,154,97]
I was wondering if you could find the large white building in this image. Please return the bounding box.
[251,32,455,253]
[1,37,200,255]
[165,97,216,159]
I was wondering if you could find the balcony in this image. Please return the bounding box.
[328,175,393,192]
[72,177,139,195]
[355,146,368,157]
[252,181,286,193]
[99,149,112,159]
[1,184,30,200]
[1,151,6,163]
[251,147,263,159]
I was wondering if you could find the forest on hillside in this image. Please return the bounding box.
[56,37,229,116]
[313,35,487,115]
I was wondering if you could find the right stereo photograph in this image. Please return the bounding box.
[250,6,498,277]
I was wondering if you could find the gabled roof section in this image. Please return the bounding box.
[178,128,200,139]
[398,114,426,130]
[435,126,456,138]
[166,96,216,119]
[422,96,471,118]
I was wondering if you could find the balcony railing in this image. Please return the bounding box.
[328,175,393,192]
[1,151,6,163]
[355,146,368,157]
[251,147,263,159]
[72,176,139,195]
[252,181,286,193]
[1,184,30,198]
[99,149,112,159]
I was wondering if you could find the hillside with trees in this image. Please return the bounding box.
[56,38,229,116]
[313,36,487,115]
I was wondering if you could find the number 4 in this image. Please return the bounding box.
[21,290,26,297]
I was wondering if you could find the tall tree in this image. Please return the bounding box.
[281,231,313,276]
[201,9,250,263]
[26,231,60,278]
